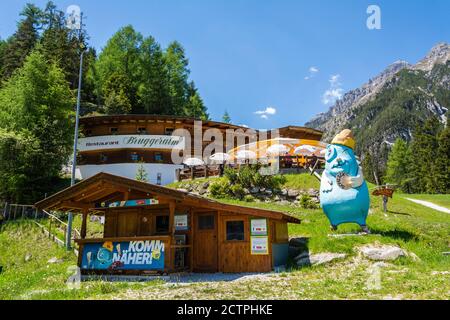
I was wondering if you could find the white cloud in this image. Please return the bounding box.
[322,74,344,105]
[304,66,319,80]
[329,74,341,86]
[255,107,277,119]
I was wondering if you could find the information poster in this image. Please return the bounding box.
[81,240,165,271]
[251,236,269,255]
[175,215,188,231]
[251,219,268,236]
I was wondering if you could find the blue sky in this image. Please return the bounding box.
[1,0,449,129]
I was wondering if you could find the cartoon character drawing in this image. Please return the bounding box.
[320,129,370,232]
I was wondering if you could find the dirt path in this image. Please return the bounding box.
[405,198,450,214]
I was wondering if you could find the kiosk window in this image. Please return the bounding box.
[110,127,119,134]
[226,221,244,241]
[155,215,169,233]
[198,215,214,230]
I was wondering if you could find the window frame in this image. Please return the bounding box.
[225,220,246,242]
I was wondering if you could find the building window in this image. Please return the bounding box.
[155,215,169,234]
[130,152,140,162]
[99,153,108,162]
[226,221,245,241]
[84,129,93,137]
[154,153,163,162]
[198,215,214,230]
[165,127,175,136]
[110,127,119,135]
[137,127,147,135]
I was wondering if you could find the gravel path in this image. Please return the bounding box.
[405,198,450,214]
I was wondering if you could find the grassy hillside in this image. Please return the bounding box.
[1,176,449,299]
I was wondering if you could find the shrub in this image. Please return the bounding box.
[209,181,230,198]
[299,194,319,209]
[230,184,245,199]
[243,195,255,202]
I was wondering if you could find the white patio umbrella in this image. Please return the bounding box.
[236,150,257,160]
[267,144,290,156]
[294,145,317,156]
[183,157,205,166]
[209,152,230,163]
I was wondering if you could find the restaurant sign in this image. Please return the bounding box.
[81,240,165,271]
[78,135,185,152]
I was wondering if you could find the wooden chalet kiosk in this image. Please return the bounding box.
[35,173,300,274]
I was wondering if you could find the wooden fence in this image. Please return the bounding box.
[1,202,80,250]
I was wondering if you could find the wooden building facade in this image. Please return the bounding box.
[76,115,323,185]
[35,173,300,274]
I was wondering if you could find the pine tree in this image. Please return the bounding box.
[165,41,190,115]
[135,161,148,182]
[138,36,171,114]
[95,25,143,110]
[409,116,443,193]
[103,72,133,114]
[0,4,42,81]
[385,138,413,193]
[434,116,450,193]
[185,82,209,120]
[222,110,231,124]
[39,2,92,91]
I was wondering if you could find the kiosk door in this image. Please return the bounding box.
[193,212,218,272]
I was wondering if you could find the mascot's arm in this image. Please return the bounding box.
[349,166,364,188]
[340,166,365,189]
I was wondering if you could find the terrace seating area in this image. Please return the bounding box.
[175,155,325,182]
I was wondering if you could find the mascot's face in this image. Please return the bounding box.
[324,144,357,177]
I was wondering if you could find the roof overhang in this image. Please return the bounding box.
[34,172,300,224]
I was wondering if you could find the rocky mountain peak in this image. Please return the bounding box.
[413,42,450,72]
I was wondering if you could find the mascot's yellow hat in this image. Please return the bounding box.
[331,129,355,150]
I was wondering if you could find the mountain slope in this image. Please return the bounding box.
[305,43,449,177]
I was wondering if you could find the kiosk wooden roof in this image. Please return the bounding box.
[35,172,300,224]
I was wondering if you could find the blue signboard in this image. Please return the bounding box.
[81,240,165,271]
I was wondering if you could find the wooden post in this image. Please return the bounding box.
[14,205,17,220]
[2,202,7,221]
[81,209,88,239]
[204,165,208,178]
[22,206,25,219]
[190,167,194,180]
[34,208,38,220]
[176,169,181,182]
[49,218,52,239]
[189,208,194,272]
[168,201,176,271]
[382,196,388,213]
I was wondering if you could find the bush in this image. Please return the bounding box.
[243,195,255,202]
[209,181,230,198]
[299,194,318,209]
[230,184,245,200]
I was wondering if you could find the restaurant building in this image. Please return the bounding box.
[35,172,301,274]
[77,115,323,185]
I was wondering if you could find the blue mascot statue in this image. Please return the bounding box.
[320,129,370,233]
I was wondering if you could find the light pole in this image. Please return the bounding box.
[66,50,85,250]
